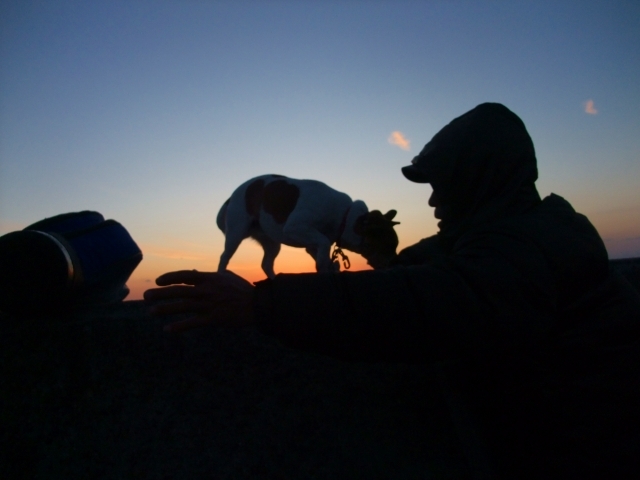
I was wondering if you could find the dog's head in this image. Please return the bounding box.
[354,210,399,269]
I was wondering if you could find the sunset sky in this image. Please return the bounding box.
[1,0,639,300]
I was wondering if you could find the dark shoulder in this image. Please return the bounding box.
[461,194,609,305]
[469,194,604,251]
[523,194,607,256]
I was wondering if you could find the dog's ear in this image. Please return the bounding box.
[356,211,400,234]
[384,210,400,225]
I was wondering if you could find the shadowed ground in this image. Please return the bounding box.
[2,259,639,479]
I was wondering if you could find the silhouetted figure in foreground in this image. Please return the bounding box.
[145,103,640,478]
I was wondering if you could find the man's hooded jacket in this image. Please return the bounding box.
[253,103,640,476]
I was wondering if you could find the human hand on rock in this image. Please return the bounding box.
[143,270,255,333]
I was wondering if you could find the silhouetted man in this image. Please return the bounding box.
[145,103,640,478]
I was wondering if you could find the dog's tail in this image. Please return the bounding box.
[216,199,229,233]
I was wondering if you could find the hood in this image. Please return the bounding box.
[404,103,541,247]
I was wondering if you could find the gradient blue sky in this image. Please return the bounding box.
[1,0,639,299]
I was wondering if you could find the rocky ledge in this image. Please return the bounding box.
[2,259,639,479]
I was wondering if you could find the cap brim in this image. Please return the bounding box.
[401,165,430,183]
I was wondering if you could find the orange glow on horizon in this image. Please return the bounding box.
[124,209,640,301]
[125,245,373,300]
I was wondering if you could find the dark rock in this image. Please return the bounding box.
[2,259,638,479]
[1,303,464,479]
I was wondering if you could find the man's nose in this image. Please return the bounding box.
[428,190,438,208]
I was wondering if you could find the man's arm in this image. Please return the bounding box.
[145,231,554,364]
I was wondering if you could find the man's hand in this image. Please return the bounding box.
[143,270,255,333]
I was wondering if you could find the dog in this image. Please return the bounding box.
[216,174,400,279]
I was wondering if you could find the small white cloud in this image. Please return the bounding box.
[388,131,410,150]
[584,99,598,115]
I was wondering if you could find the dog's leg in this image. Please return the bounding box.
[313,241,335,272]
[218,227,249,273]
[283,226,333,273]
[253,232,281,279]
[304,246,317,260]
[304,245,339,272]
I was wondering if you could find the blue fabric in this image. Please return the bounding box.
[66,220,142,286]
[26,211,105,236]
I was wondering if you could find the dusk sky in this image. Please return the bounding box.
[1,0,639,300]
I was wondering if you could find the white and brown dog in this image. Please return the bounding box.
[217,174,399,278]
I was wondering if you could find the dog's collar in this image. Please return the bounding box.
[336,207,350,247]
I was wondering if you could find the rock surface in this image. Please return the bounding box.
[2,259,639,479]
[1,304,466,479]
